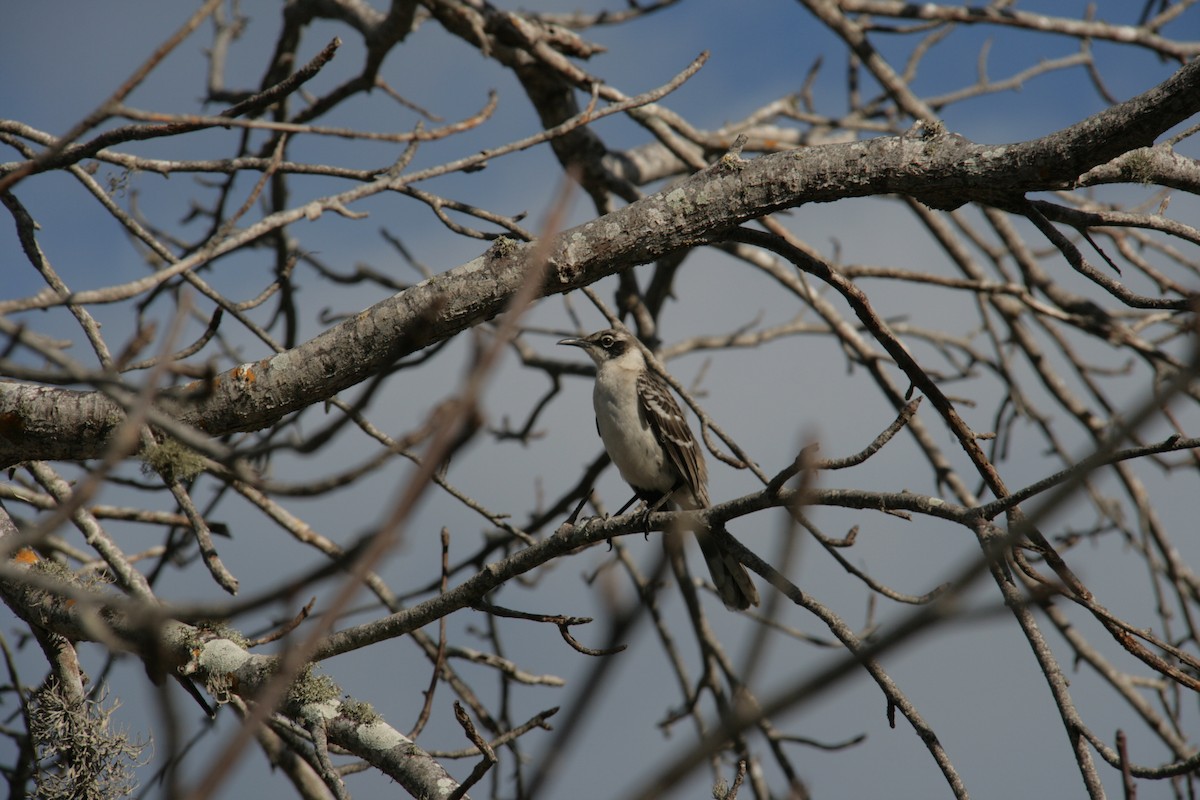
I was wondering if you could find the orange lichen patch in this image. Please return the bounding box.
[231,364,257,383]
[12,547,40,565]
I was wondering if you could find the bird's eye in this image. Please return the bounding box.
[600,335,615,348]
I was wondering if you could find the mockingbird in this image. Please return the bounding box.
[559,328,760,610]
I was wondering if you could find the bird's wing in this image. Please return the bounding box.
[636,369,709,508]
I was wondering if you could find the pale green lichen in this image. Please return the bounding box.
[716,152,745,172]
[487,236,519,258]
[190,637,252,705]
[139,438,206,482]
[30,556,80,586]
[29,555,112,598]
[1121,149,1156,185]
[193,621,250,650]
[29,683,147,800]
[287,666,340,706]
[664,187,688,209]
[341,697,380,725]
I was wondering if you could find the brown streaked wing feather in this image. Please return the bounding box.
[636,369,709,507]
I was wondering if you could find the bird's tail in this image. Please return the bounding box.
[695,526,760,610]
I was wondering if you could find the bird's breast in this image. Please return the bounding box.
[593,378,673,493]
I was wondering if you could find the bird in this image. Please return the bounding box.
[558,328,760,610]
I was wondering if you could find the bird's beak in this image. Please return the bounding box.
[557,337,587,348]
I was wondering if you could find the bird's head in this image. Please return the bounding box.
[557,328,641,370]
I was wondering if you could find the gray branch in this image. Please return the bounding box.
[2,60,1198,466]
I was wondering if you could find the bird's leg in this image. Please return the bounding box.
[601,492,645,550]
[567,489,619,553]
[614,493,642,517]
[641,483,681,540]
[565,489,593,526]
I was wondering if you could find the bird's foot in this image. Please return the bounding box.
[638,503,654,540]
